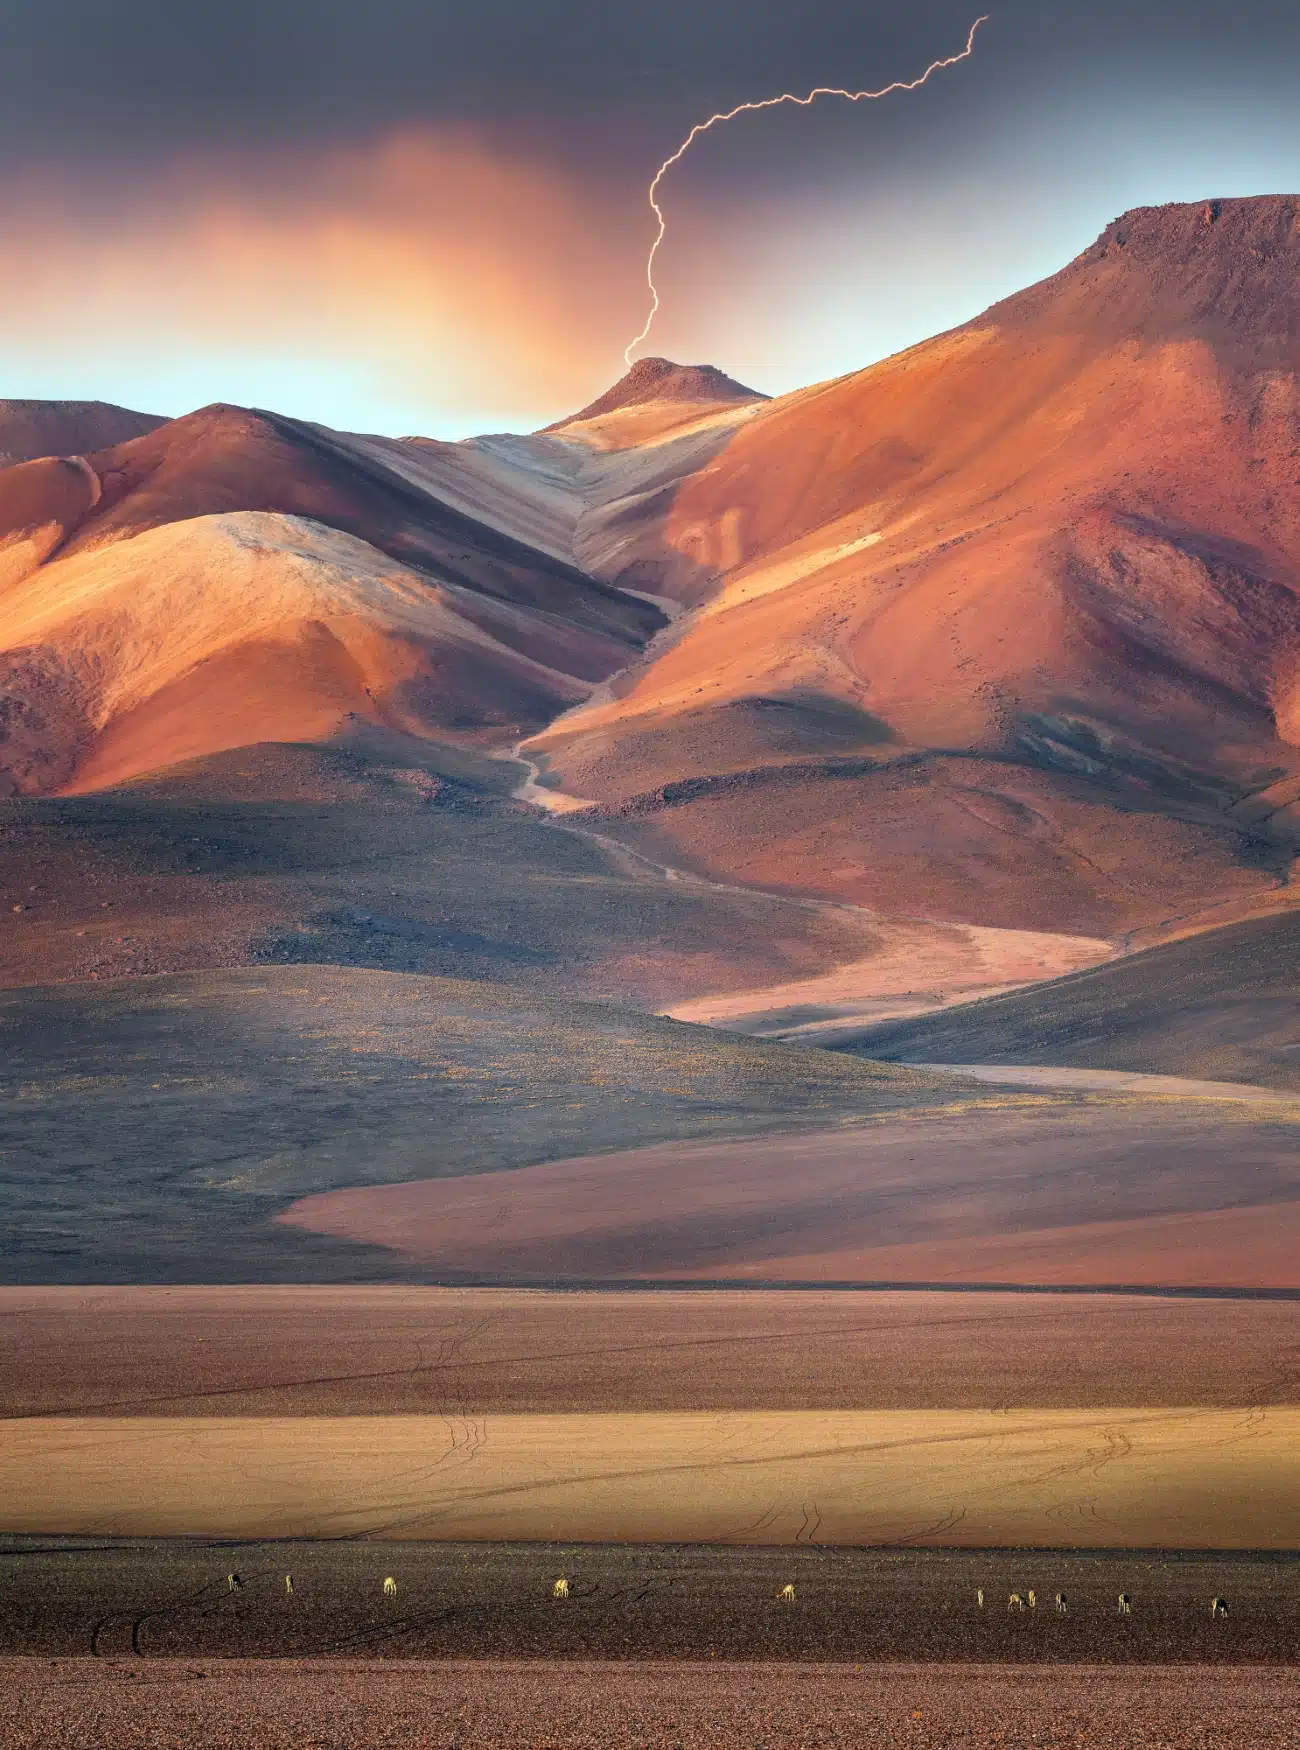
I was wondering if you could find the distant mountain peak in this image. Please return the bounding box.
[544,358,768,431]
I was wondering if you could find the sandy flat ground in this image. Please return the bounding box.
[5,1286,1300,1416]
[913,1063,1295,1101]
[280,1101,1300,1287]
[3,1658,1299,1748]
[4,1408,1300,1546]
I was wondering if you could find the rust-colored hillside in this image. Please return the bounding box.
[529,197,1300,937]
[0,404,661,793]
[5,199,1300,959]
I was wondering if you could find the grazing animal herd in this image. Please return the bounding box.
[213,1569,1236,1618]
[981,1586,1226,1620]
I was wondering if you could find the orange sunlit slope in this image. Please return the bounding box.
[529,198,1300,934]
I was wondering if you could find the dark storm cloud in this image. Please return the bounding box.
[4,0,1298,169]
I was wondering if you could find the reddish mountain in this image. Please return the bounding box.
[528,197,1300,938]
[7,200,1300,956]
[0,404,661,794]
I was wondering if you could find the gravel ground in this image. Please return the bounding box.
[3,1657,1299,1747]
[0,963,933,1284]
[4,1541,1297,1664]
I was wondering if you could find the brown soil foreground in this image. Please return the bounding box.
[4,1410,1299,1546]
[5,1287,1300,1416]
[3,1659,1299,1748]
[279,1103,1300,1287]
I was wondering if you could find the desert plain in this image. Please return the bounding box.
[4,1285,1300,1550]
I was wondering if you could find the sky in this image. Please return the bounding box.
[2,0,1299,436]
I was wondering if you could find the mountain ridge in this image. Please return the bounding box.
[5,196,1300,964]
[524,195,1300,938]
[0,398,165,468]
[0,401,663,794]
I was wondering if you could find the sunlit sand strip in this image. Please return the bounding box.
[665,925,1116,1036]
[5,1410,1299,1547]
[914,1064,1300,1105]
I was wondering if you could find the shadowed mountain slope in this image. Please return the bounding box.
[0,962,934,1282]
[0,398,165,467]
[0,735,918,1012]
[528,197,1300,938]
[832,909,1300,1091]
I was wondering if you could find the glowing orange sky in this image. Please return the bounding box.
[0,133,641,432]
[1,82,1299,437]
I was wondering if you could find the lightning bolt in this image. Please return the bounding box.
[624,15,990,366]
